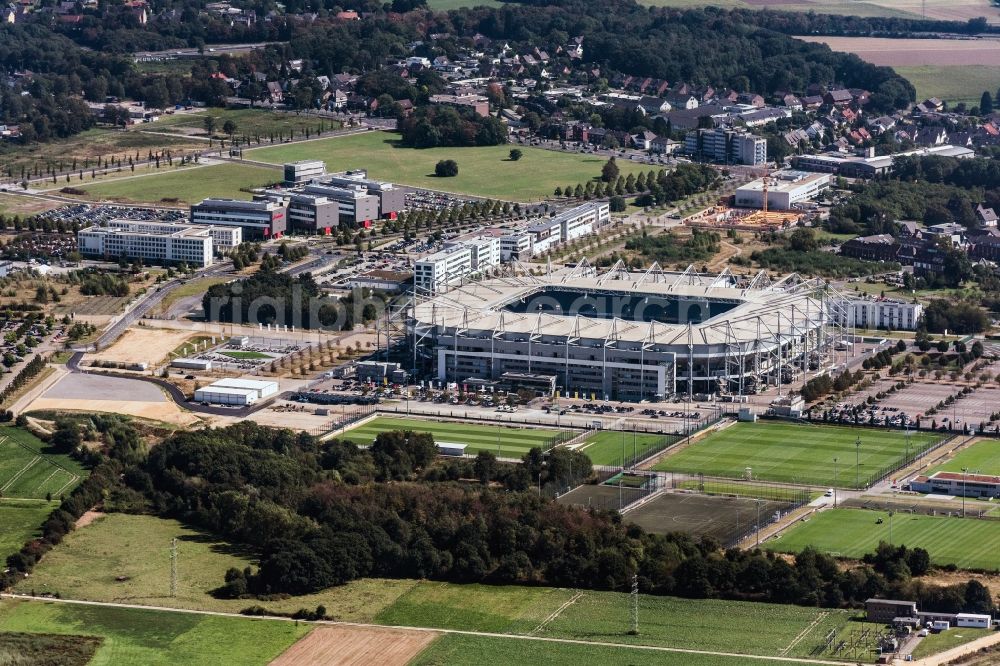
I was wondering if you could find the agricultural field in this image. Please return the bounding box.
[893,65,1000,107]
[577,431,673,465]
[799,36,1000,67]
[65,162,278,205]
[539,592,855,659]
[0,193,61,217]
[0,426,88,500]
[426,0,501,8]
[638,0,997,22]
[651,421,940,488]
[0,599,307,666]
[374,581,575,633]
[930,438,1000,476]
[247,131,652,200]
[412,635,798,666]
[339,416,564,457]
[0,500,55,562]
[765,508,1000,571]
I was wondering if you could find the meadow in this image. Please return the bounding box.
[412,635,801,666]
[0,500,55,561]
[247,131,652,200]
[636,0,933,19]
[652,421,940,488]
[930,438,1000,476]
[148,108,339,139]
[0,599,307,666]
[219,350,272,360]
[0,426,89,499]
[539,591,855,658]
[578,431,673,466]
[339,416,564,457]
[894,65,1000,108]
[69,162,278,205]
[910,627,992,659]
[765,508,1000,571]
[426,0,501,8]
[18,512,868,659]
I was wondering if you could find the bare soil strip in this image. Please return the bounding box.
[269,625,439,666]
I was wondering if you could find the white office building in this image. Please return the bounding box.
[105,220,242,255]
[500,232,533,261]
[734,171,832,210]
[414,236,501,295]
[190,198,288,239]
[835,298,923,331]
[78,221,215,267]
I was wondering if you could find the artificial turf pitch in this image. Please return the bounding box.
[930,438,1000,476]
[765,508,1000,571]
[340,416,562,457]
[579,431,672,466]
[652,421,940,489]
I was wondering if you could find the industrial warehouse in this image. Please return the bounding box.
[409,263,852,401]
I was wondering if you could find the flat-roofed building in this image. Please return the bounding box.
[78,221,215,267]
[414,236,500,295]
[321,170,406,218]
[190,198,288,239]
[283,160,325,185]
[300,183,380,225]
[834,297,922,331]
[105,220,242,255]
[909,471,1000,498]
[500,232,532,261]
[275,192,340,234]
[734,171,832,210]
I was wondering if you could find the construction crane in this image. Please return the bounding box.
[760,168,771,217]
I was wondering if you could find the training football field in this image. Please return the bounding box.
[765,508,999,571]
[340,416,562,458]
[652,421,940,488]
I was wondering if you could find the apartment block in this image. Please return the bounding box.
[78,221,215,267]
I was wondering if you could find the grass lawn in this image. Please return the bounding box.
[151,108,340,139]
[0,426,89,500]
[154,276,231,315]
[579,431,673,465]
[652,422,941,488]
[0,599,307,666]
[0,500,55,562]
[540,592,855,659]
[247,131,652,200]
[14,513,418,618]
[931,438,1000,476]
[911,627,992,660]
[374,581,574,633]
[219,350,272,360]
[412,635,799,666]
[765,508,1000,571]
[340,416,564,457]
[75,163,278,205]
[895,65,1000,107]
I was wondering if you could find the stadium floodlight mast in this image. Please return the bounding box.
[962,467,969,517]
[888,510,894,546]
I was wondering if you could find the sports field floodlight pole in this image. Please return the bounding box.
[855,436,861,489]
[833,457,839,507]
[962,467,968,517]
[755,498,762,548]
[888,510,894,546]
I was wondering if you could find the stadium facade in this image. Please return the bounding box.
[409,262,851,401]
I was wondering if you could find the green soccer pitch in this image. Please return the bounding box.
[652,421,940,488]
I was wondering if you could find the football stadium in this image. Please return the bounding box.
[409,263,851,401]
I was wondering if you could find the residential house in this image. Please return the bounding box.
[977,204,998,228]
[914,126,948,146]
[629,130,657,151]
[781,94,803,111]
[824,89,853,107]
[840,234,902,262]
[801,95,824,110]
[637,96,671,115]
[650,135,680,155]
[738,93,765,108]
[266,81,283,103]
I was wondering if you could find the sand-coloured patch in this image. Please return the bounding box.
[89,327,202,366]
[28,397,201,426]
[800,36,1000,66]
[270,625,438,666]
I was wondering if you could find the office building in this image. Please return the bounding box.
[78,221,215,267]
[300,183,380,225]
[685,128,767,166]
[283,160,326,185]
[190,198,288,239]
[320,170,406,218]
[414,236,501,295]
[104,220,242,255]
[834,298,923,331]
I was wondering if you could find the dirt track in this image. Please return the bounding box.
[89,327,196,365]
[270,625,438,666]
